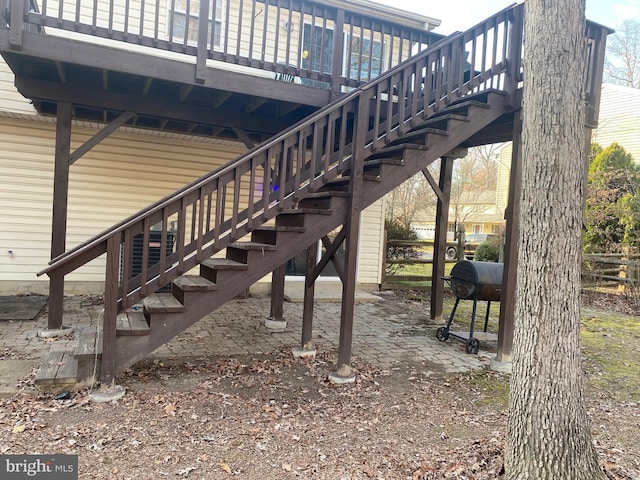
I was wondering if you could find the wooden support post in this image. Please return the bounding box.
[9,0,25,50]
[269,264,286,322]
[430,156,454,320]
[329,9,345,100]
[47,101,72,330]
[100,235,120,384]
[292,243,319,359]
[496,111,522,364]
[335,213,360,382]
[302,243,317,349]
[331,96,368,383]
[195,0,209,83]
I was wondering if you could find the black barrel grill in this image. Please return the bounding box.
[437,260,503,353]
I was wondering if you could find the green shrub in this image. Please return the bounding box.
[474,241,500,262]
[385,218,419,276]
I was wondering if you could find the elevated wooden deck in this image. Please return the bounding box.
[0,0,444,143]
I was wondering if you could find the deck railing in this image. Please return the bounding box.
[1,0,446,94]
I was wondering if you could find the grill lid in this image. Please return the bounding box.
[449,260,504,301]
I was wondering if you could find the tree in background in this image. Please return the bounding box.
[584,143,640,252]
[385,146,499,233]
[385,170,437,230]
[449,145,499,228]
[505,0,606,478]
[604,19,640,88]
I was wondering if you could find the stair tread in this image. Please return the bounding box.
[325,174,381,185]
[75,329,102,358]
[144,293,185,313]
[301,191,350,198]
[374,143,429,154]
[116,311,150,336]
[253,225,306,232]
[426,112,470,123]
[277,207,332,215]
[35,350,78,386]
[201,258,248,270]
[173,275,218,291]
[228,242,277,251]
[363,157,406,166]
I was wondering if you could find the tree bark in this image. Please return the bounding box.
[505,1,606,479]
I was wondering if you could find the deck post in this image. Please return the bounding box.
[293,243,318,359]
[46,101,72,330]
[329,8,345,100]
[330,96,368,384]
[267,263,287,330]
[8,0,24,50]
[100,235,120,384]
[195,0,209,83]
[504,5,524,107]
[302,244,317,347]
[495,111,522,368]
[430,156,454,320]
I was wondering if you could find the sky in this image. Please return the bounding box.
[370,0,640,34]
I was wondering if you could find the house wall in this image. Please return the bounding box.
[592,83,640,162]
[494,83,640,209]
[0,62,384,294]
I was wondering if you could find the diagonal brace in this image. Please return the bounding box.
[306,227,347,286]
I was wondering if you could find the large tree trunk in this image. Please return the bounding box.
[505,1,606,479]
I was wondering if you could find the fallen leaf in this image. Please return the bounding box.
[164,403,177,416]
[219,462,232,474]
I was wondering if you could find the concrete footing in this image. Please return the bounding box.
[328,371,356,385]
[89,384,126,403]
[264,319,287,332]
[490,358,512,374]
[292,347,317,360]
[37,326,74,338]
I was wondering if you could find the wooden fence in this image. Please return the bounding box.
[382,238,458,285]
[383,240,640,292]
[582,253,640,292]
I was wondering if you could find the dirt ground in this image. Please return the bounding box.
[0,291,639,480]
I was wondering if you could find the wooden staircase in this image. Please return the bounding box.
[33,0,574,387]
[35,89,512,387]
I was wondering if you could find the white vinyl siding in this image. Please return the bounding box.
[593,83,640,163]
[0,115,385,293]
[358,199,384,286]
[0,116,246,294]
[0,61,39,116]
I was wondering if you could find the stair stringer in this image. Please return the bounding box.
[108,92,514,376]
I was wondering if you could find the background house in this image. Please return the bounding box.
[591,83,640,161]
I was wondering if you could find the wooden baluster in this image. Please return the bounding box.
[120,228,132,309]
[140,217,150,296]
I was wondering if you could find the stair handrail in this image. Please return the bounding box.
[41,4,529,280]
